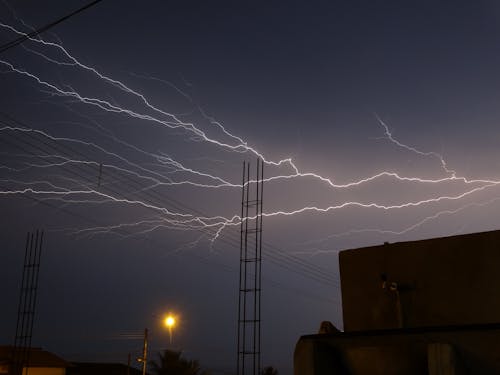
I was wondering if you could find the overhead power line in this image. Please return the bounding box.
[0,123,337,287]
[0,0,103,54]
[0,112,339,288]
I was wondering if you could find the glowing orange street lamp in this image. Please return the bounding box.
[164,314,176,345]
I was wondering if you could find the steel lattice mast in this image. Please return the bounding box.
[237,159,264,375]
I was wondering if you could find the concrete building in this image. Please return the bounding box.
[294,229,500,374]
[0,347,142,375]
[0,346,69,375]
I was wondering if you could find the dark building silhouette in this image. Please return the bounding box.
[0,346,69,375]
[294,229,500,374]
[67,362,144,375]
[0,346,143,375]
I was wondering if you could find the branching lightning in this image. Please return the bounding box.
[1,16,500,256]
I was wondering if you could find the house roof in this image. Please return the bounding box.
[0,346,69,368]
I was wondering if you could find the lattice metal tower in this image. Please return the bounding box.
[12,230,44,375]
[237,159,264,375]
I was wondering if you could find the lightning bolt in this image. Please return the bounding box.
[1,16,499,255]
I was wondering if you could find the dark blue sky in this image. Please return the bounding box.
[2,1,500,373]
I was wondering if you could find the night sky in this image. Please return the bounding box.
[2,1,500,373]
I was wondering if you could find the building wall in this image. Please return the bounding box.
[339,230,500,331]
[294,325,499,375]
[22,367,65,375]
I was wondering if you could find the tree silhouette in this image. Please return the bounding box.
[149,349,211,375]
[261,366,278,375]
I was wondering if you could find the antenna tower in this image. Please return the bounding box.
[237,159,264,375]
[12,230,44,375]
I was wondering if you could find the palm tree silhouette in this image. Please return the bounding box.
[261,366,278,375]
[149,349,210,375]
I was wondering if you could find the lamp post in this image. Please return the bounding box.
[164,315,176,345]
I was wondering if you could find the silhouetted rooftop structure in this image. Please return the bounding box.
[0,345,69,374]
[294,229,500,374]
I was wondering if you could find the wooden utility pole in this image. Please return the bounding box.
[140,328,148,375]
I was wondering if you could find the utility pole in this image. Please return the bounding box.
[138,328,148,375]
[97,163,103,187]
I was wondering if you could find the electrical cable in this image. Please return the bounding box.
[0,113,339,287]
[0,0,104,54]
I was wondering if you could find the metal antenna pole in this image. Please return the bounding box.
[237,159,264,375]
[237,161,247,375]
[13,230,44,375]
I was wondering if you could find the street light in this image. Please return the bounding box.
[134,313,177,375]
[164,314,176,345]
